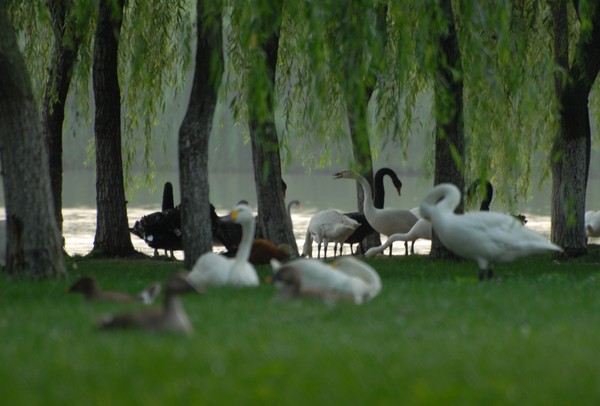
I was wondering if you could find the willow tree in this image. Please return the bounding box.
[0,3,66,277]
[228,0,297,251]
[550,0,600,257]
[178,0,224,268]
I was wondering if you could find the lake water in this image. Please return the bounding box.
[2,171,599,259]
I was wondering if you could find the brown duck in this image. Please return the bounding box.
[67,276,161,305]
[97,272,200,334]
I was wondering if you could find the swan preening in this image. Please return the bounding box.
[333,169,419,255]
[188,204,259,288]
[585,210,600,238]
[98,272,199,335]
[302,210,360,259]
[420,183,562,280]
[271,257,381,304]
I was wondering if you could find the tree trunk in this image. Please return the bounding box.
[43,0,79,238]
[178,0,224,269]
[550,0,600,257]
[346,100,380,252]
[91,0,135,257]
[430,0,465,260]
[247,3,298,253]
[0,4,66,278]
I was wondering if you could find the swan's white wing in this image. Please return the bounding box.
[188,253,232,287]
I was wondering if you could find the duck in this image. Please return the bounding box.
[364,218,432,257]
[585,210,600,237]
[188,204,259,287]
[301,210,360,259]
[343,168,404,255]
[467,179,528,224]
[67,276,161,304]
[97,272,199,335]
[333,169,419,255]
[270,256,381,304]
[419,183,562,280]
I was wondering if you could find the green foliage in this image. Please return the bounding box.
[2,253,600,404]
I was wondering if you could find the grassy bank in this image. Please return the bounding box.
[1,250,600,405]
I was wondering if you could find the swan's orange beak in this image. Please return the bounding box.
[332,171,345,179]
[230,209,240,221]
[396,186,402,196]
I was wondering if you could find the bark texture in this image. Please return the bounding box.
[91,0,135,257]
[430,0,465,260]
[0,4,66,277]
[43,0,80,236]
[178,0,224,269]
[248,2,298,253]
[550,0,600,258]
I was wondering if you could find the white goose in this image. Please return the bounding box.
[270,256,381,304]
[585,210,600,238]
[420,183,563,280]
[188,205,259,287]
[333,170,419,254]
[364,218,432,257]
[302,210,360,259]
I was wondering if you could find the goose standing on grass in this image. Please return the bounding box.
[420,183,562,280]
[301,210,360,259]
[68,276,161,304]
[334,169,419,255]
[270,256,381,304]
[364,218,432,257]
[98,272,199,335]
[188,205,259,287]
[585,210,600,237]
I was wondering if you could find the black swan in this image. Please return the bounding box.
[130,182,237,256]
[467,180,527,224]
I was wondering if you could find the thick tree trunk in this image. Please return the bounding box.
[550,0,600,257]
[248,4,298,253]
[430,0,465,260]
[0,4,66,278]
[178,0,223,269]
[91,0,135,257]
[43,0,79,238]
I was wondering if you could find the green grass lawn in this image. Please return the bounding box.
[2,248,600,405]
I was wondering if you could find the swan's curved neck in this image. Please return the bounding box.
[235,219,255,266]
[356,175,375,214]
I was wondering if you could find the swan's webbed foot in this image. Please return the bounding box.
[478,268,494,281]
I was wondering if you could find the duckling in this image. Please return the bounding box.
[68,276,161,305]
[97,272,200,335]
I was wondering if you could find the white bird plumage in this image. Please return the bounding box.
[270,256,381,304]
[188,205,259,287]
[419,183,563,280]
[585,210,600,237]
[334,170,419,255]
[364,218,432,257]
[302,210,360,259]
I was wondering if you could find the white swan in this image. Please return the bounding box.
[270,256,381,304]
[302,210,360,259]
[419,183,562,280]
[188,205,259,287]
[333,169,419,255]
[585,210,600,237]
[364,218,432,257]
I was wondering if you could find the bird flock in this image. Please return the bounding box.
[72,168,599,334]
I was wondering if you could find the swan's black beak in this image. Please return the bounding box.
[332,171,344,179]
